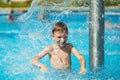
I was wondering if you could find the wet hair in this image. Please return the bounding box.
[52,22,68,34]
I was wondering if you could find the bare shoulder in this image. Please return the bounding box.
[65,43,73,52]
[66,43,73,48]
[45,44,52,48]
[45,44,55,51]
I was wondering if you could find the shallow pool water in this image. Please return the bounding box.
[0,9,120,80]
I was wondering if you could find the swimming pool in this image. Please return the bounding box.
[0,9,120,80]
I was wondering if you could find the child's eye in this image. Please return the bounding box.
[63,35,68,38]
[57,35,67,39]
[58,36,61,38]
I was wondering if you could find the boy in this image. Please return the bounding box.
[31,22,86,74]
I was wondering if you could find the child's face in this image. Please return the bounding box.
[52,31,68,46]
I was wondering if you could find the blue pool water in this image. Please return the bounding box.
[0,9,120,80]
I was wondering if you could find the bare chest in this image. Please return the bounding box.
[50,48,71,59]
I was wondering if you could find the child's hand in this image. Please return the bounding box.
[40,64,48,72]
[79,68,86,74]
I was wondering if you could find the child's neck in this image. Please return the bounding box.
[57,43,67,49]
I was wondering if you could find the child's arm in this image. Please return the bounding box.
[71,47,86,74]
[31,47,50,72]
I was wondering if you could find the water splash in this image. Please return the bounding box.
[17,0,75,22]
[15,0,78,50]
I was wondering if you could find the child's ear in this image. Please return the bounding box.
[52,34,54,39]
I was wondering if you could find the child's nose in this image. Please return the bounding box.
[60,38,64,41]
